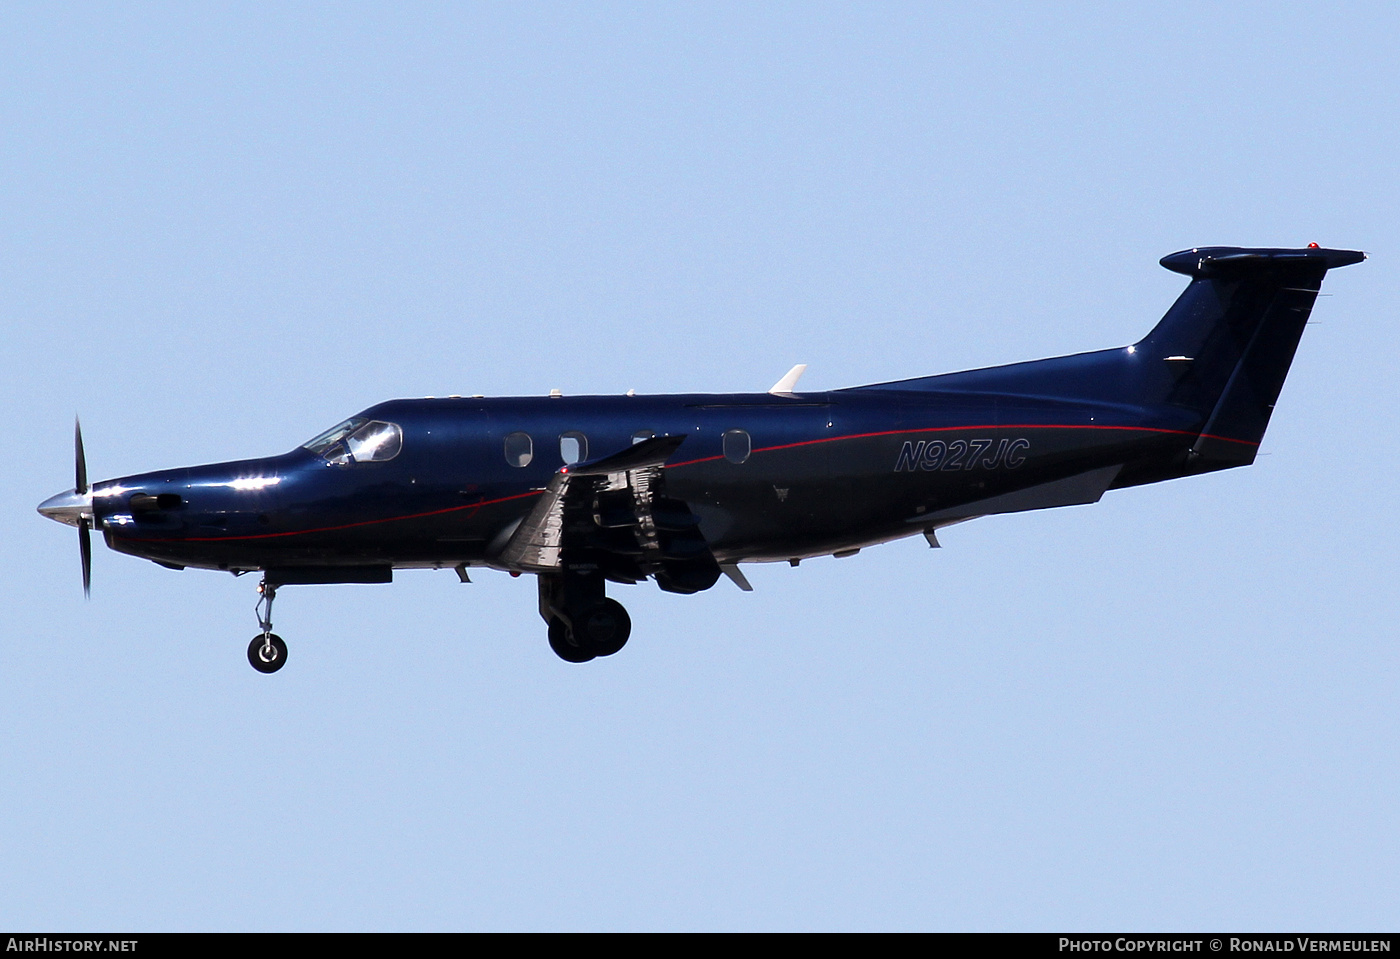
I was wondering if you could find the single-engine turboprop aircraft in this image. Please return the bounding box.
[39,246,1364,671]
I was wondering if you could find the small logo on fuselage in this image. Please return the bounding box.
[894,437,1030,472]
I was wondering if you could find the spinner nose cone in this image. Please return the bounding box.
[38,489,92,527]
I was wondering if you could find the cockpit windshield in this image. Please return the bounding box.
[302,417,403,465]
[303,418,367,455]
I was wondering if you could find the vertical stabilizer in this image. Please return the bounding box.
[1144,247,1364,469]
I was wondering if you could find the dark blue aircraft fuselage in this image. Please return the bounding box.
[95,386,1200,572]
[39,246,1366,668]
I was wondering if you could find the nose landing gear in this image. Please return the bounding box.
[248,632,287,673]
[247,579,287,674]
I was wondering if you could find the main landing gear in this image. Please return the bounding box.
[248,579,287,674]
[539,569,632,663]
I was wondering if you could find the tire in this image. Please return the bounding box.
[578,599,631,657]
[547,617,594,663]
[248,633,288,674]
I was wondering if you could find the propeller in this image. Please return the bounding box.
[75,417,92,597]
[38,417,101,596]
[75,417,87,493]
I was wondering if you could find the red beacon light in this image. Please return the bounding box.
[1308,242,1320,248]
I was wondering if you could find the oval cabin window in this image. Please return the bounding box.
[504,432,533,468]
[560,431,588,465]
[723,429,751,464]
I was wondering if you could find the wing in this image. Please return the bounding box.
[495,434,722,594]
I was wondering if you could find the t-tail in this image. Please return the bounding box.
[855,245,1365,473]
[1140,246,1364,470]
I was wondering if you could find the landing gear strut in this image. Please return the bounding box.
[247,579,287,674]
[539,568,632,663]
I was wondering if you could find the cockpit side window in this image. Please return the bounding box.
[303,417,402,465]
[346,420,403,462]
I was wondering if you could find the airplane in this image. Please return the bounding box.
[38,245,1364,672]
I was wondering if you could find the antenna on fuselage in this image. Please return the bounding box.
[768,364,807,395]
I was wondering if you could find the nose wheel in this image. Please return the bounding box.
[248,633,288,673]
[248,579,288,673]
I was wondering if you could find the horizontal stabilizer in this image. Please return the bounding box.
[1159,246,1365,279]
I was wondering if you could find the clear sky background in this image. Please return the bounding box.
[2,2,1396,931]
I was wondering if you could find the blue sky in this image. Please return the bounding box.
[3,2,1396,930]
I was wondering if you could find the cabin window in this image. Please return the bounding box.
[504,432,533,468]
[631,429,655,445]
[560,431,588,465]
[723,429,751,464]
